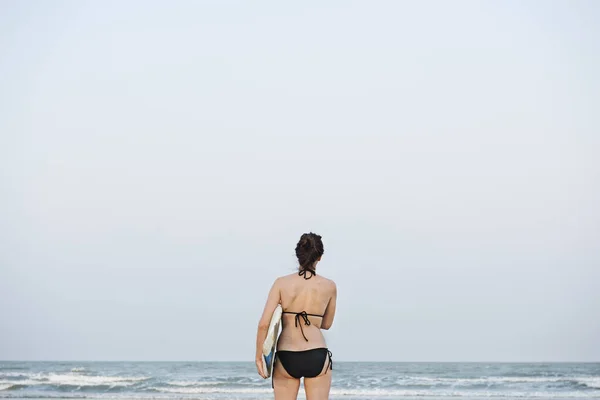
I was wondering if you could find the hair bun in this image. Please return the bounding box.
[300,235,311,249]
[295,232,324,273]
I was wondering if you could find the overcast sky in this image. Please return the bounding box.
[1,0,599,362]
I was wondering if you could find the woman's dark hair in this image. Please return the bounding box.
[295,232,324,274]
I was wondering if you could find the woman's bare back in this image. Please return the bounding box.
[277,272,337,351]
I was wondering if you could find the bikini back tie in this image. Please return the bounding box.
[282,310,323,341]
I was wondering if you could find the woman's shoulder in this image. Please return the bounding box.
[314,273,334,283]
[276,272,299,281]
[271,273,296,286]
[319,275,337,291]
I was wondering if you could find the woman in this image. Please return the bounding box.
[255,232,337,400]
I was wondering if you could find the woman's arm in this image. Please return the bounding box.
[321,281,337,330]
[254,278,281,378]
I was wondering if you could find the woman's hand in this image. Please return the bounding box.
[255,356,267,379]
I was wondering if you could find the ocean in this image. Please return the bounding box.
[0,361,598,399]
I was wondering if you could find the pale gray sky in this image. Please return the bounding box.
[1,0,599,362]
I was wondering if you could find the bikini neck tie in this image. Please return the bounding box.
[294,311,311,341]
[298,268,315,279]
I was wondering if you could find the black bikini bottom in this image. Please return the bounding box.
[272,348,333,387]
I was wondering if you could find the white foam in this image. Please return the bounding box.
[578,377,600,389]
[390,375,600,386]
[165,380,223,387]
[0,379,42,386]
[0,372,27,378]
[329,388,600,397]
[0,373,148,388]
[150,386,272,394]
[478,376,576,384]
[45,373,148,386]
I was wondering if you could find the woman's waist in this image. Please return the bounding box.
[277,327,327,350]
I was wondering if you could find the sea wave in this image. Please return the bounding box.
[163,380,225,387]
[148,386,272,394]
[0,374,27,379]
[27,387,596,398]
[329,388,600,397]
[1,362,598,399]
[45,373,149,386]
[142,385,600,397]
[2,374,599,394]
[0,380,42,388]
[0,373,149,390]
[579,378,600,389]
[386,376,600,388]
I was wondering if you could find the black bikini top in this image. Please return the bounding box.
[281,267,323,341]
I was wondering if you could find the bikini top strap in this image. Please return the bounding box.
[298,268,316,279]
[281,311,324,341]
[282,311,324,318]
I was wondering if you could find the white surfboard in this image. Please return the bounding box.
[261,304,282,378]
